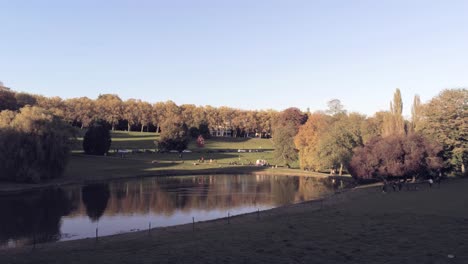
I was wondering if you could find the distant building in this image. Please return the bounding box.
[210,126,233,137]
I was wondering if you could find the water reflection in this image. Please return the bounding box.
[0,175,336,248]
[82,184,110,222]
[0,188,76,248]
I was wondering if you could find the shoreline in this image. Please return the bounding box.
[2,180,355,251]
[2,178,466,263]
[0,154,350,196]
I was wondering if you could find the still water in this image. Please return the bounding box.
[0,174,338,249]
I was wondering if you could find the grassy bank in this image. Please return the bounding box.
[0,131,336,193]
[1,178,466,263]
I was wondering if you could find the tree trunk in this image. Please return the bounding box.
[339,163,343,176]
[128,123,131,132]
[112,124,115,131]
[156,124,160,134]
[462,163,466,175]
[141,125,144,132]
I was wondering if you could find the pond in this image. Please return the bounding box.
[0,174,341,249]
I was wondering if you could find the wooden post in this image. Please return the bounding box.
[257,209,260,220]
[228,212,230,224]
[148,222,151,236]
[192,217,195,232]
[96,227,98,242]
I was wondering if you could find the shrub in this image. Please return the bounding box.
[83,120,111,155]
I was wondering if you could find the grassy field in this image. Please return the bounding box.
[75,130,274,153]
[0,130,326,193]
[75,130,277,166]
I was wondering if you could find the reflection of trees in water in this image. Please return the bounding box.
[71,175,334,217]
[271,176,299,205]
[81,184,110,222]
[0,188,76,246]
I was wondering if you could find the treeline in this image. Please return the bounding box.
[0,87,466,182]
[0,89,278,137]
[277,89,466,180]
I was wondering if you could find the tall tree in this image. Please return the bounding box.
[418,89,468,175]
[411,95,422,132]
[122,99,140,131]
[138,101,152,132]
[316,113,365,175]
[294,113,329,171]
[272,108,308,167]
[382,88,406,136]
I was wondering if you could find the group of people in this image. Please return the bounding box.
[382,176,443,193]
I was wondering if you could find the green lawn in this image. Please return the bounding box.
[74,130,274,153]
[60,130,325,185]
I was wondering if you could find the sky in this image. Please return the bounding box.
[1,0,468,117]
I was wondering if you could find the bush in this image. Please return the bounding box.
[83,121,112,155]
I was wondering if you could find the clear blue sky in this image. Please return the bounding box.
[1,0,467,117]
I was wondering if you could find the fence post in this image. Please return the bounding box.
[96,227,98,242]
[192,217,195,232]
[257,209,260,220]
[228,212,230,224]
[148,222,151,236]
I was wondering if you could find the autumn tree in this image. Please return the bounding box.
[64,97,95,129]
[0,89,18,111]
[349,133,443,180]
[14,92,37,108]
[273,108,308,167]
[138,101,152,132]
[36,96,65,118]
[294,113,329,171]
[418,89,467,175]
[122,99,140,131]
[96,94,123,131]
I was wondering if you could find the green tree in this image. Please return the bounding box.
[157,120,189,152]
[317,113,365,175]
[83,120,112,155]
[382,88,406,136]
[418,89,468,175]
